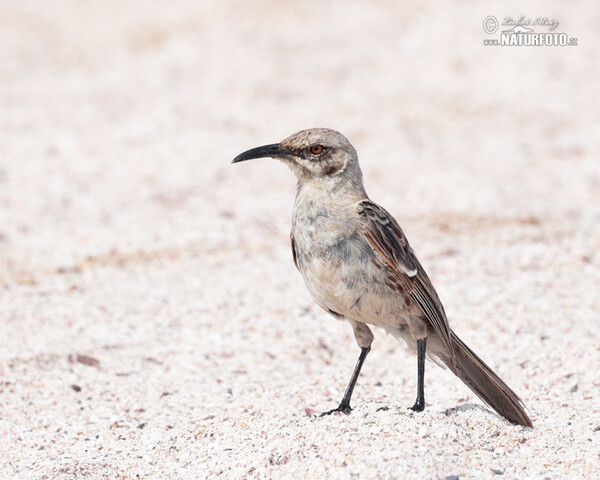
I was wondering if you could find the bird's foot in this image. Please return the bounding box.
[376,406,389,412]
[409,401,425,412]
[319,403,352,416]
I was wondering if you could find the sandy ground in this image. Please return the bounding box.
[1,1,599,479]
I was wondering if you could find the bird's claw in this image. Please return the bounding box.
[319,403,352,416]
[376,406,389,412]
[409,402,425,412]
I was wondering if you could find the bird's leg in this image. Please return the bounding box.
[320,346,370,416]
[410,338,427,412]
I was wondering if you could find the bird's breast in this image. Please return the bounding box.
[291,213,409,327]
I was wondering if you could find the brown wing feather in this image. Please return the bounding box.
[290,234,299,270]
[357,200,454,359]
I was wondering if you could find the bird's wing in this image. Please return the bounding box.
[290,233,299,270]
[357,200,454,356]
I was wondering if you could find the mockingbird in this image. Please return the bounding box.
[232,128,532,427]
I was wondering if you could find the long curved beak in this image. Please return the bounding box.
[232,143,295,164]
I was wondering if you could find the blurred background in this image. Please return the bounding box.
[1,0,598,277]
[0,0,599,478]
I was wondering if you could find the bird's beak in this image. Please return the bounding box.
[232,143,295,164]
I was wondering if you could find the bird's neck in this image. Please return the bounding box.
[296,174,368,204]
[293,177,368,236]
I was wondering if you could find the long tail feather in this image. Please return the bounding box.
[447,331,532,427]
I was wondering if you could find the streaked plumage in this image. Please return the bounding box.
[233,128,532,427]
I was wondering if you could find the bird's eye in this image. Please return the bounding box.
[310,145,324,154]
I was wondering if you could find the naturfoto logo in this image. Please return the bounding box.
[483,16,578,47]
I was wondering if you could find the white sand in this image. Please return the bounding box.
[1,1,599,478]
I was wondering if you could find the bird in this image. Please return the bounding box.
[232,128,532,427]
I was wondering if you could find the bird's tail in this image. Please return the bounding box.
[446,331,532,427]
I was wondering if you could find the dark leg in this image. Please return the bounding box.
[320,346,370,416]
[410,338,427,412]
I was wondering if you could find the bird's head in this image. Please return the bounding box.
[232,128,364,189]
